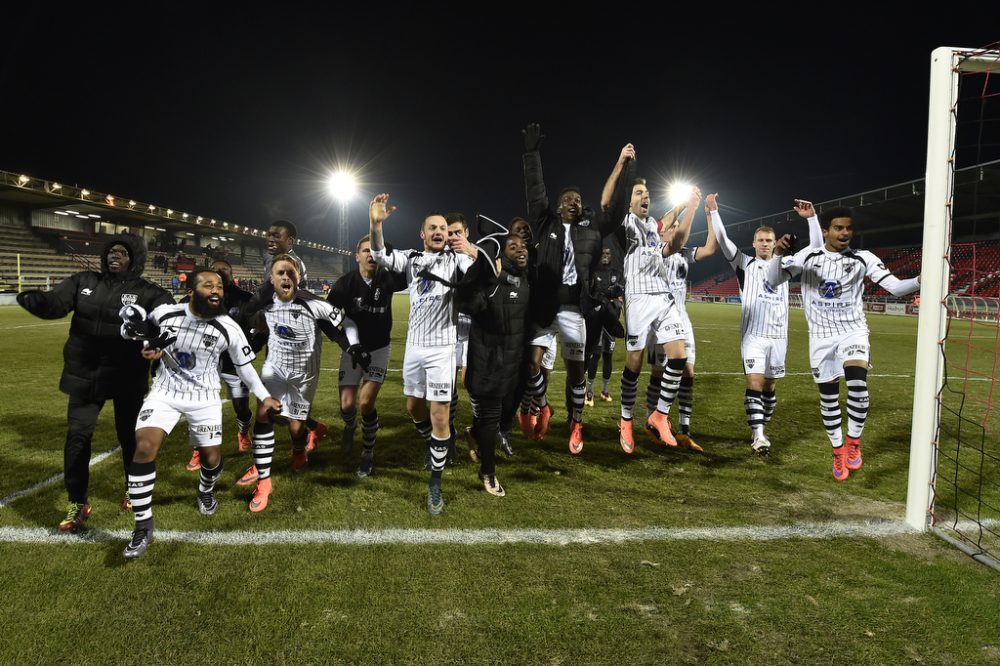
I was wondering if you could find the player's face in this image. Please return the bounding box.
[556,190,582,223]
[107,244,131,274]
[824,217,854,252]
[211,262,233,285]
[600,248,611,265]
[271,260,299,302]
[421,215,448,252]
[356,241,376,273]
[510,218,532,243]
[447,222,467,243]
[267,226,294,256]
[629,183,650,217]
[190,272,224,318]
[753,231,776,259]
[504,236,528,269]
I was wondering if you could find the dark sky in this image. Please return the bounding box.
[4,5,999,249]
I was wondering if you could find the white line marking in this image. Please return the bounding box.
[0,520,923,546]
[0,447,120,508]
[0,321,69,331]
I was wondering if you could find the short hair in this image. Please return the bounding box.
[819,206,853,229]
[188,269,221,288]
[504,232,523,247]
[270,253,301,275]
[210,258,233,270]
[270,219,298,238]
[445,212,468,231]
[558,187,582,199]
[631,177,648,188]
[754,226,776,238]
[356,235,371,253]
[423,212,446,228]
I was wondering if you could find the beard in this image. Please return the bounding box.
[191,290,223,318]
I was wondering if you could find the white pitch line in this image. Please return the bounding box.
[0,447,120,508]
[0,519,922,547]
[0,321,69,331]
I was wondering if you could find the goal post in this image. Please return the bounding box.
[906,46,1000,535]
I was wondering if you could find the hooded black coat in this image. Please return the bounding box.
[17,234,173,400]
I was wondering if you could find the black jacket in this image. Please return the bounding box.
[17,234,173,400]
[327,267,407,351]
[523,150,605,328]
[460,253,531,398]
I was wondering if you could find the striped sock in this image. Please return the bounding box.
[253,425,276,480]
[819,382,843,447]
[198,458,223,494]
[341,407,357,432]
[127,460,156,528]
[656,358,686,414]
[845,367,869,438]
[361,409,379,452]
[645,374,661,415]
[678,376,693,433]
[621,367,639,421]
[527,371,547,410]
[745,389,764,437]
[762,391,777,424]
[569,380,586,423]
[429,434,449,478]
[413,418,433,445]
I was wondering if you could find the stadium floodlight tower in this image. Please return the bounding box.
[327,169,357,252]
[907,45,1000,568]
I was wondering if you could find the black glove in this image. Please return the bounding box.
[16,290,45,311]
[146,327,178,351]
[347,344,372,370]
[522,123,545,153]
[605,283,624,300]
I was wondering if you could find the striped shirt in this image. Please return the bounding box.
[734,254,790,339]
[663,247,698,314]
[262,295,343,376]
[621,213,670,296]
[147,303,257,402]
[372,247,475,347]
[773,247,894,338]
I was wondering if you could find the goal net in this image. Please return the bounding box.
[907,44,1000,569]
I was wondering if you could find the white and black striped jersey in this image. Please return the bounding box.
[263,250,308,286]
[147,303,257,402]
[372,247,475,347]
[663,247,698,314]
[770,246,917,338]
[733,253,790,338]
[621,213,670,296]
[262,295,343,375]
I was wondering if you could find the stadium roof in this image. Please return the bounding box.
[0,170,350,255]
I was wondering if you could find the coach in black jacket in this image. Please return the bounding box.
[520,123,604,454]
[17,233,172,530]
[460,233,531,497]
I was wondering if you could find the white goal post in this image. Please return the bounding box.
[905,46,1000,530]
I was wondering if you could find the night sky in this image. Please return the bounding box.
[4,5,999,249]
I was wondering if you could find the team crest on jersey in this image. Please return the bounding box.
[811,367,821,378]
[121,293,138,306]
[80,288,93,296]
[202,334,218,349]
[745,359,755,369]
[627,335,639,346]
[138,409,153,422]
[820,280,841,299]
[291,309,301,319]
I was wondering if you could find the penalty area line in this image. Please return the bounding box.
[0,447,120,508]
[0,519,924,547]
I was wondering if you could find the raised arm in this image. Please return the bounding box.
[766,246,804,287]
[664,187,702,256]
[600,147,638,239]
[16,273,80,319]
[368,192,396,253]
[694,193,719,260]
[522,123,548,226]
[706,194,739,264]
[793,199,823,248]
[864,251,922,297]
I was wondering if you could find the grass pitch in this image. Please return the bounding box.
[1,301,998,665]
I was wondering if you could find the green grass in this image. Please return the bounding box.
[1,302,998,665]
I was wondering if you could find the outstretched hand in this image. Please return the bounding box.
[687,186,702,210]
[522,123,545,153]
[369,193,397,226]
[705,192,719,213]
[793,199,815,218]
[618,143,636,163]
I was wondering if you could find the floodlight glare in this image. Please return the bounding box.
[668,182,694,208]
[327,171,357,201]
